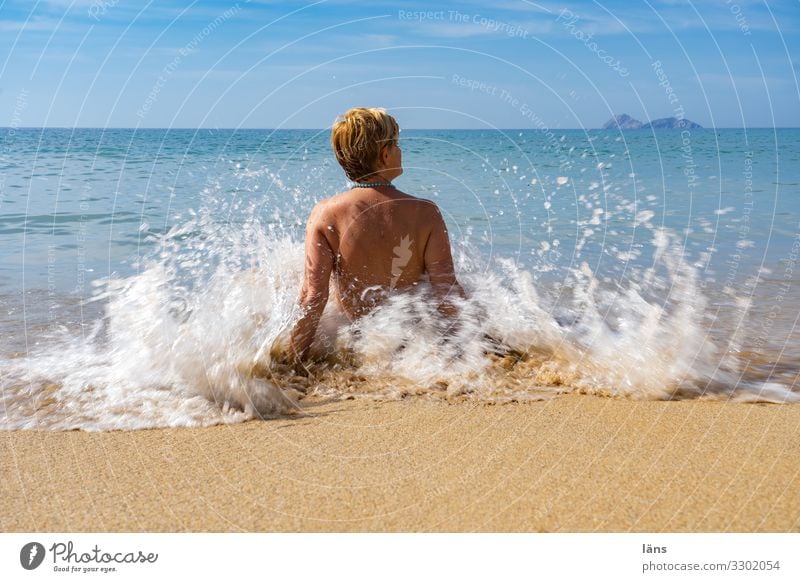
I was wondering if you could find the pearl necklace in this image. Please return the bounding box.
[351,182,394,188]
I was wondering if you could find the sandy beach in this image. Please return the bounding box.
[2,394,798,532]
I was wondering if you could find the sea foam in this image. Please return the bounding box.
[2,194,796,432]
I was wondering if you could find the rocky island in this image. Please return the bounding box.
[602,114,702,129]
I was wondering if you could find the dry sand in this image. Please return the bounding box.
[2,394,799,532]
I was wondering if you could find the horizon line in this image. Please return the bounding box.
[3,126,799,131]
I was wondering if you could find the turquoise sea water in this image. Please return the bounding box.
[1,128,799,429]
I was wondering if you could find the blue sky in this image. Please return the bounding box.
[0,0,798,128]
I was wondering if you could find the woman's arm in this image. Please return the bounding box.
[423,203,465,316]
[288,203,335,362]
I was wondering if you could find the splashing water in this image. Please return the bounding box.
[1,203,796,432]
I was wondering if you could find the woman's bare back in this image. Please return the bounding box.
[320,188,439,318]
[289,185,463,360]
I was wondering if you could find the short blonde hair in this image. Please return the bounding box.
[331,107,399,182]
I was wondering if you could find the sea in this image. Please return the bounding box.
[1,127,798,430]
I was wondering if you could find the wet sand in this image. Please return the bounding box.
[2,394,799,532]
